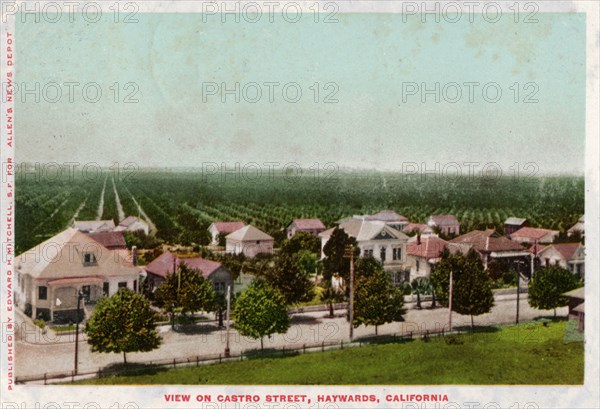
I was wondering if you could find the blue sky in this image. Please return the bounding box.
[16,12,585,174]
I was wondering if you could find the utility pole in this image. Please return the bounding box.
[343,245,355,341]
[448,270,453,332]
[225,285,231,357]
[74,291,83,375]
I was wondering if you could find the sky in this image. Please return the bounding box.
[15,11,586,175]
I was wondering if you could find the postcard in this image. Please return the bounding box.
[1,1,598,408]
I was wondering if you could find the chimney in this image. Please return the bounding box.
[131,246,138,266]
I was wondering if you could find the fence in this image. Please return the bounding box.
[15,326,466,385]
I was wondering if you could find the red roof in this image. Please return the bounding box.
[145,252,223,279]
[404,223,431,233]
[429,214,460,227]
[540,243,582,261]
[87,231,127,249]
[291,218,326,230]
[407,236,448,258]
[528,243,546,254]
[211,221,245,234]
[511,227,557,240]
[368,210,409,222]
[452,229,524,253]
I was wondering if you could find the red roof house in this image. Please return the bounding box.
[287,218,326,239]
[510,227,559,244]
[208,221,246,245]
[427,214,461,236]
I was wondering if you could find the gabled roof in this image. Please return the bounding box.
[226,225,273,241]
[145,252,224,279]
[367,210,409,223]
[15,228,138,280]
[563,286,584,300]
[429,214,460,227]
[73,220,115,232]
[209,221,245,234]
[87,231,127,248]
[407,236,448,259]
[451,229,524,252]
[528,243,547,254]
[568,215,584,234]
[289,218,326,230]
[538,243,583,261]
[511,226,559,240]
[119,215,148,227]
[505,217,527,226]
[320,219,409,242]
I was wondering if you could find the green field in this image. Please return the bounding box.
[74,320,583,385]
[16,168,584,253]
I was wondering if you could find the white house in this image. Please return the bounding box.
[114,216,151,235]
[226,225,274,258]
[286,218,326,239]
[567,215,584,238]
[208,221,245,245]
[427,214,460,236]
[537,243,585,278]
[14,228,141,323]
[510,226,559,245]
[406,236,451,282]
[319,219,410,286]
[356,210,409,231]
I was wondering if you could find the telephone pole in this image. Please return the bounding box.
[225,285,231,357]
[343,245,355,341]
[448,270,453,332]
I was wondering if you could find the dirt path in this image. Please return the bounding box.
[96,177,107,220]
[68,197,88,227]
[112,177,125,222]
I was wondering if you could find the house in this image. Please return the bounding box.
[451,229,529,269]
[14,228,141,323]
[319,219,410,286]
[504,217,528,236]
[406,236,448,281]
[73,220,116,233]
[87,231,128,250]
[287,218,326,239]
[403,223,435,238]
[114,216,150,235]
[144,252,233,294]
[357,210,410,231]
[567,215,584,238]
[427,214,460,236]
[208,221,245,245]
[510,226,559,245]
[563,287,584,331]
[225,225,274,258]
[537,243,585,278]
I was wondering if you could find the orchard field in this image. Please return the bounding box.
[15,167,584,253]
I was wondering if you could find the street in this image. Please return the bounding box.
[14,295,568,378]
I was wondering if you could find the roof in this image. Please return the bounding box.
[289,218,326,230]
[528,243,547,254]
[538,243,583,261]
[73,220,115,232]
[451,229,525,252]
[407,236,448,259]
[505,217,527,226]
[366,210,409,223]
[404,223,433,234]
[573,302,585,313]
[226,225,273,241]
[320,219,409,242]
[209,221,245,234]
[15,228,139,280]
[563,286,584,300]
[429,214,460,227]
[510,227,559,240]
[119,216,148,227]
[145,252,224,279]
[87,231,127,248]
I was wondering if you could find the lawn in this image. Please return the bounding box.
[74,320,583,385]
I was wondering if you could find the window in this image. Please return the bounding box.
[363,248,373,258]
[393,247,402,261]
[380,246,386,262]
[83,253,97,266]
[38,286,48,300]
[545,258,550,266]
[118,282,127,289]
[103,282,109,296]
[133,280,137,293]
[416,260,420,271]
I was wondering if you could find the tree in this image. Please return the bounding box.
[411,276,432,309]
[528,266,582,317]
[322,227,358,287]
[263,254,315,305]
[319,279,344,318]
[281,231,321,255]
[233,279,291,349]
[154,263,217,329]
[431,249,494,328]
[353,258,405,335]
[84,289,161,365]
